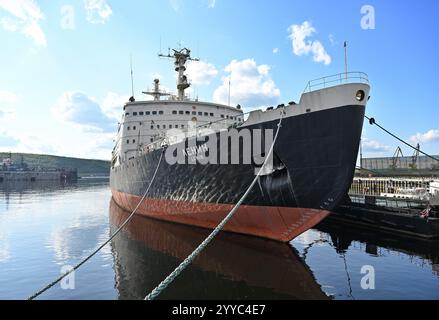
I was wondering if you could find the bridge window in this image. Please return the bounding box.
[132,139,136,143]
[125,112,129,116]
[198,112,202,116]
[127,126,130,130]
[185,111,190,115]
[133,112,138,116]
[210,113,214,117]
[221,114,224,118]
[172,110,177,115]
[133,126,136,130]
[150,125,154,129]
[126,140,129,144]
[146,111,150,115]
[179,111,184,115]
[159,111,164,115]
[152,111,157,115]
[139,112,144,116]
[192,111,196,115]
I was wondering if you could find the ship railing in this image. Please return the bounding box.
[303,71,369,93]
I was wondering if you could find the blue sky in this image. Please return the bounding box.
[0,0,438,160]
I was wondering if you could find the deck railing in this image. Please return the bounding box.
[303,71,369,93]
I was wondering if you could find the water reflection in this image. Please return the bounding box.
[0,178,109,211]
[315,220,439,275]
[109,200,328,300]
[2,179,439,299]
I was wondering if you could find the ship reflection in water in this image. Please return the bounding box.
[109,200,328,300]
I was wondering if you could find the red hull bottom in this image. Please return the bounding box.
[112,190,330,242]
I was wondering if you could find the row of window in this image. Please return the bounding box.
[126,110,164,117]
[125,110,241,121]
[172,110,215,117]
[127,124,185,131]
[151,124,185,130]
[126,138,158,144]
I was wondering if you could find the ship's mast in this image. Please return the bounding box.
[159,48,199,101]
[142,79,171,101]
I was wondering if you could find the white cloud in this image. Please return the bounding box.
[169,0,182,11]
[362,138,391,153]
[288,21,331,65]
[0,90,17,104]
[0,130,19,147]
[9,133,59,155]
[0,16,17,31]
[410,129,439,144]
[0,0,46,46]
[186,61,218,86]
[101,92,129,120]
[170,0,217,11]
[1,91,117,159]
[53,92,116,133]
[84,0,112,24]
[213,58,280,110]
[272,48,279,54]
[0,90,17,120]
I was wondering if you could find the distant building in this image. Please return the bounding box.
[362,155,439,170]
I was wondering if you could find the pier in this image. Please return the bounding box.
[349,176,433,197]
[327,176,439,239]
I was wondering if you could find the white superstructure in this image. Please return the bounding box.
[112,48,244,166]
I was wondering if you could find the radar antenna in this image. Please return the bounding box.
[158,48,199,100]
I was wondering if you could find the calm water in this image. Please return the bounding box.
[1,180,439,300]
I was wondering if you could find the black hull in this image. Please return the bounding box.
[110,104,365,211]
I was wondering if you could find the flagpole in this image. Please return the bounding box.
[344,41,348,80]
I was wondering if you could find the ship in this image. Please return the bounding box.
[0,153,78,183]
[110,48,370,242]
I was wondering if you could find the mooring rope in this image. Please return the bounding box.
[27,149,165,300]
[366,116,439,163]
[144,109,285,300]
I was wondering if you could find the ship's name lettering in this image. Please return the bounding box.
[183,143,208,157]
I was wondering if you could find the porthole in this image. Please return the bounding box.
[356,90,365,102]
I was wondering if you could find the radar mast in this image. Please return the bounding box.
[159,48,199,101]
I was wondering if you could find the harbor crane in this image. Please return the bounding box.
[409,143,420,169]
[391,146,404,169]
